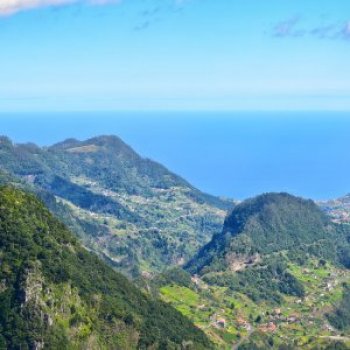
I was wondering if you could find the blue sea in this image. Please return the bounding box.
[1,111,350,201]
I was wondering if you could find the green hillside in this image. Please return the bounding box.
[0,186,212,349]
[158,261,350,349]
[151,193,350,349]
[0,135,232,277]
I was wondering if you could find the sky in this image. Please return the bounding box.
[1,0,350,111]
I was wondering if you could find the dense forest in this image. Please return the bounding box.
[0,186,212,349]
[184,193,350,307]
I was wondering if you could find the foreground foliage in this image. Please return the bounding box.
[0,186,212,349]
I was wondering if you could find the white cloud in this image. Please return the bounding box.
[0,0,73,15]
[0,0,187,16]
[0,0,120,16]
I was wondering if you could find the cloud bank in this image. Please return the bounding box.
[0,0,186,16]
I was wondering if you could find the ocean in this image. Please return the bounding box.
[1,111,350,201]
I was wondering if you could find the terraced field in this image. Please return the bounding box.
[56,178,227,275]
[159,260,350,349]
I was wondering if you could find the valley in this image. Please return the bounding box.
[0,135,231,277]
[159,259,350,349]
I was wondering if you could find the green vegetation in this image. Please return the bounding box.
[149,193,350,349]
[186,193,350,276]
[184,193,350,310]
[203,256,305,303]
[0,186,212,349]
[2,136,350,349]
[157,260,350,349]
[0,135,232,277]
[327,284,350,332]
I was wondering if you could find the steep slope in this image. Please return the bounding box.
[0,186,212,349]
[0,135,232,276]
[327,285,350,333]
[154,193,350,349]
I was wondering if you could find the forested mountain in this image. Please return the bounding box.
[0,135,232,277]
[0,186,212,349]
[154,193,350,349]
[186,193,350,277]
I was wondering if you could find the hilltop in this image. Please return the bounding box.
[0,186,212,349]
[0,135,232,276]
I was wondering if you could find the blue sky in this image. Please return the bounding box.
[1,0,350,111]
